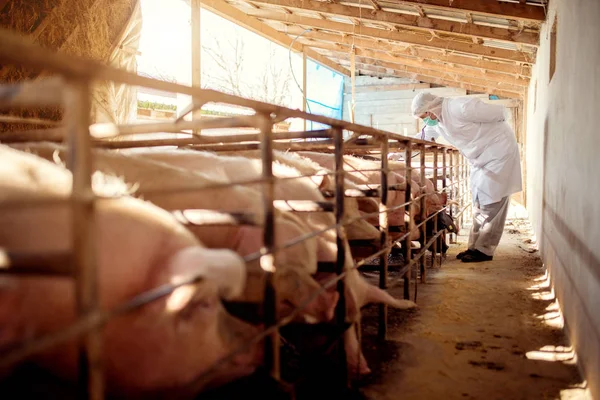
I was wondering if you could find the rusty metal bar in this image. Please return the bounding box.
[0,77,64,108]
[458,154,469,234]
[258,113,279,380]
[378,137,389,340]
[0,28,456,151]
[403,143,412,300]
[64,80,103,400]
[0,251,72,275]
[440,148,447,265]
[432,147,438,268]
[171,209,260,227]
[332,127,349,383]
[449,150,456,244]
[419,144,427,284]
[0,114,61,126]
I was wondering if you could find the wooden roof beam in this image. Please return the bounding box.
[245,9,535,62]
[337,60,523,98]
[321,46,529,87]
[243,0,539,45]
[333,52,525,92]
[368,0,381,11]
[199,0,350,76]
[277,26,532,76]
[383,0,545,22]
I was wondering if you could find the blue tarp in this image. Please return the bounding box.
[305,60,344,130]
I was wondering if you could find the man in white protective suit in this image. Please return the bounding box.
[411,92,522,263]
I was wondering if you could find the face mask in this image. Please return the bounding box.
[423,116,438,127]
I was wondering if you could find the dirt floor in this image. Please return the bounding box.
[357,210,592,400]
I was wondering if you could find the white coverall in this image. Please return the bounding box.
[415,96,522,256]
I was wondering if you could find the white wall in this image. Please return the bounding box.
[525,1,600,397]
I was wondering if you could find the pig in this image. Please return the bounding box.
[0,144,262,396]
[294,152,421,242]
[132,148,381,242]
[9,142,337,323]
[114,148,417,376]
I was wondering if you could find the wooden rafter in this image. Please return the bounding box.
[241,0,539,45]
[246,9,533,62]
[325,46,529,87]
[367,0,381,11]
[330,52,525,93]
[199,0,350,75]
[338,60,523,98]
[277,26,533,75]
[377,0,545,22]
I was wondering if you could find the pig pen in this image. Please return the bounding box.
[0,28,472,399]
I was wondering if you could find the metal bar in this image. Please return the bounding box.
[258,114,279,380]
[403,143,412,300]
[378,138,389,340]
[0,202,464,384]
[332,127,349,384]
[171,209,260,227]
[449,150,456,244]
[64,80,103,400]
[458,154,468,234]
[0,28,459,151]
[389,229,445,290]
[0,251,72,275]
[440,148,447,265]
[0,77,64,108]
[0,115,61,126]
[419,144,427,284]
[432,147,438,268]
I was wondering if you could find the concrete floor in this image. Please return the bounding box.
[357,206,592,400]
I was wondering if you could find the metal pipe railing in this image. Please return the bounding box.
[0,27,473,399]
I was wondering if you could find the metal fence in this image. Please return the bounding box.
[0,27,471,399]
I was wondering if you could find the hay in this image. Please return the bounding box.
[0,0,137,132]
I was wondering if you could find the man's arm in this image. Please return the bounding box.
[453,98,506,123]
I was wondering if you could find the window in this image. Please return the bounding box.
[549,16,557,82]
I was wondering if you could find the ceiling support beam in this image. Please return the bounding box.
[367,0,546,22]
[330,53,525,93]
[243,0,539,45]
[339,60,523,98]
[320,46,529,87]
[248,10,534,63]
[279,26,533,76]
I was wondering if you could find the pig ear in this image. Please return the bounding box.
[309,171,331,190]
[441,192,448,205]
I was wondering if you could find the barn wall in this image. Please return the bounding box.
[341,76,471,138]
[525,0,600,397]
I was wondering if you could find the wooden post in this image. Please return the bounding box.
[64,80,103,400]
[333,127,349,382]
[403,143,412,300]
[303,50,307,132]
[258,114,279,380]
[378,137,389,340]
[191,0,202,135]
[419,144,427,283]
[432,147,438,268]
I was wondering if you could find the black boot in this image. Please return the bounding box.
[461,249,493,263]
[456,249,475,260]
